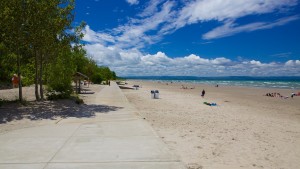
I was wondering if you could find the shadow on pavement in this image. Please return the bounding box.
[0,100,123,124]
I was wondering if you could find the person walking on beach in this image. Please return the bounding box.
[201,89,205,97]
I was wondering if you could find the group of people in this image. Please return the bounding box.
[264,92,299,99]
[265,92,282,97]
[181,85,195,89]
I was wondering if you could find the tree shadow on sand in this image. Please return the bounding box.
[0,100,123,124]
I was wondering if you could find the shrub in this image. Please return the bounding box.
[46,52,75,99]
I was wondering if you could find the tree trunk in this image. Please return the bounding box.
[39,54,44,100]
[34,49,40,101]
[17,54,23,101]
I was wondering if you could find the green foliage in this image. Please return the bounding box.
[72,48,116,84]
[21,59,35,86]
[0,0,118,101]
[0,51,17,82]
[46,51,75,99]
[91,73,103,84]
[0,51,34,86]
[112,71,117,80]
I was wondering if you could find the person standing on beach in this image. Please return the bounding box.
[201,89,205,97]
[12,74,19,88]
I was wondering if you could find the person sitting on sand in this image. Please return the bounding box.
[291,92,295,98]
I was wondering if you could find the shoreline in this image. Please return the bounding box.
[124,79,300,90]
[126,79,299,98]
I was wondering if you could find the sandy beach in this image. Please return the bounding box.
[122,80,300,169]
[1,81,300,169]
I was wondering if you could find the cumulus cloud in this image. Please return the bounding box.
[285,60,300,66]
[83,42,300,76]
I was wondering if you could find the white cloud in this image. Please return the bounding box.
[203,15,299,39]
[160,0,298,39]
[174,0,297,28]
[250,60,264,66]
[82,25,115,44]
[211,57,231,65]
[137,0,165,17]
[285,60,300,66]
[83,42,300,76]
[113,1,176,48]
[126,0,139,5]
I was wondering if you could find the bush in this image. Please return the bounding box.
[91,73,103,84]
[46,90,72,100]
[46,52,75,99]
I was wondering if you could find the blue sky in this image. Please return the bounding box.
[74,0,300,76]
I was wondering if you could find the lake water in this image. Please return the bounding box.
[124,76,300,90]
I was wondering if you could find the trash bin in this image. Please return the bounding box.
[151,90,155,99]
[154,90,159,99]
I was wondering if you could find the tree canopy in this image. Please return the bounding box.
[0,0,117,100]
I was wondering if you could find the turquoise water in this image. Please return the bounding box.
[124,76,300,89]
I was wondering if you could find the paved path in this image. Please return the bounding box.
[0,82,185,169]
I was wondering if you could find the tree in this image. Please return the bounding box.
[24,0,78,100]
[0,0,27,100]
[1,0,117,101]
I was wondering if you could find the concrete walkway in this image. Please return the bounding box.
[0,82,186,169]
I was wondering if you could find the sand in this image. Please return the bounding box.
[122,80,300,169]
[0,85,104,133]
